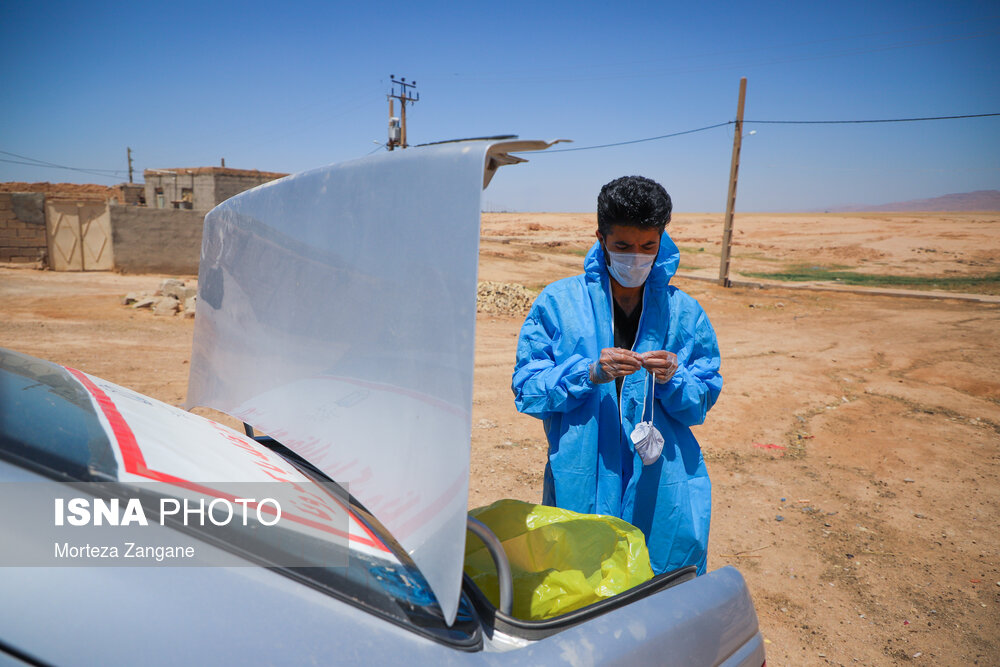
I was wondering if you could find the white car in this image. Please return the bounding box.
[0,138,765,666]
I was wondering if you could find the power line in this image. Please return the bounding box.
[0,150,124,173]
[5,110,997,178]
[0,150,125,180]
[519,111,1000,155]
[0,158,59,167]
[745,112,1000,125]
[526,122,733,154]
[0,158,123,181]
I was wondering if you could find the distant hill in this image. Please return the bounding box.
[826,190,1000,212]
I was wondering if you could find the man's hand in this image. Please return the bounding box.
[641,350,679,384]
[590,347,643,384]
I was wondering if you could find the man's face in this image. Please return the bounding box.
[596,225,661,256]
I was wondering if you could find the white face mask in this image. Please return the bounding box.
[631,421,664,466]
[606,249,655,288]
[629,371,664,465]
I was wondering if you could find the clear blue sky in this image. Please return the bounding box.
[1,0,998,211]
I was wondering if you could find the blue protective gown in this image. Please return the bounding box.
[512,233,722,575]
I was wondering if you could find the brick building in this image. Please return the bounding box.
[1,166,288,271]
[0,193,47,264]
[143,167,287,212]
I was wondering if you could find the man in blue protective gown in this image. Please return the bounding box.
[512,175,722,576]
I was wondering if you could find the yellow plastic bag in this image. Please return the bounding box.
[464,499,654,621]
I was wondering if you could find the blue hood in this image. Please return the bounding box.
[582,231,681,290]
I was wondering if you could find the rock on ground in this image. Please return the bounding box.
[153,296,180,316]
[477,281,536,316]
[157,278,185,298]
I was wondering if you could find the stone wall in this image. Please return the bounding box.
[144,172,215,211]
[116,183,146,206]
[0,193,47,264]
[214,172,283,204]
[142,168,286,212]
[110,206,204,274]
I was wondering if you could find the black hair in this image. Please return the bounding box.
[597,175,672,237]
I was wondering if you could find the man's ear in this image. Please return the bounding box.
[595,229,604,244]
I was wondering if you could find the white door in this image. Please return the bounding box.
[78,202,113,270]
[45,200,83,271]
[45,200,113,271]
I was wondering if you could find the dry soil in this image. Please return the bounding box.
[1,211,998,666]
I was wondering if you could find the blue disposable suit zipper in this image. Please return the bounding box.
[608,277,649,427]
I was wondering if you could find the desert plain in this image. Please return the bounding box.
[1,210,998,665]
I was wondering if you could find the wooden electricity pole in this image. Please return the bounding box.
[718,77,747,287]
[387,75,419,150]
[127,147,134,183]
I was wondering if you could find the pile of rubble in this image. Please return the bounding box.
[477,281,536,317]
[122,279,197,318]
[121,280,533,319]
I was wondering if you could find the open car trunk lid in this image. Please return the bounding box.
[185,138,562,625]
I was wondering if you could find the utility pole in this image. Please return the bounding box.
[387,75,419,150]
[718,77,747,287]
[127,147,134,183]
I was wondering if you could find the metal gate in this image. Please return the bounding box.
[45,200,113,271]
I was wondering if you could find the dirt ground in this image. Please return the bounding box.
[2,211,998,665]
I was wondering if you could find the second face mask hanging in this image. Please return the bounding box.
[630,370,664,466]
